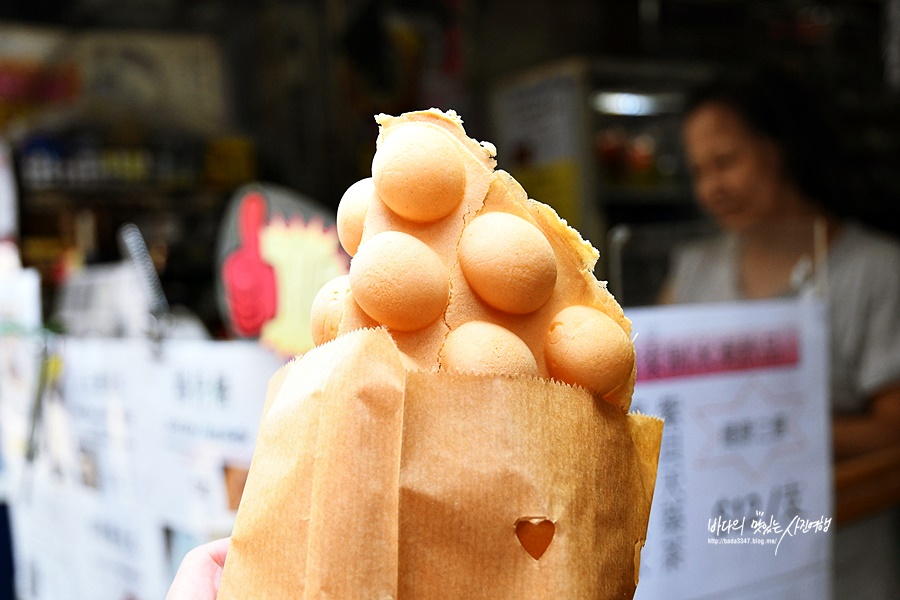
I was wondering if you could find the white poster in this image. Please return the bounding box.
[8,457,83,600]
[629,298,833,600]
[7,340,83,600]
[0,268,42,498]
[5,337,283,600]
[489,60,595,236]
[129,339,283,580]
[491,68,581,166]
[68,485,168,600]
[0,334,42,499]
[58,338,168,600]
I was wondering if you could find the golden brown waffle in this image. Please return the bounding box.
[311,109,635,410]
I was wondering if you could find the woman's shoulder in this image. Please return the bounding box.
[829,222,900,297]
[832,222,900,267]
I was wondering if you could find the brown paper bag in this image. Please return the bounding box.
[218,328,662,599]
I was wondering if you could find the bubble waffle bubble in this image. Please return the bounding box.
[312,108,635,409]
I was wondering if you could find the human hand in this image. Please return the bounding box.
[165,537,230,600]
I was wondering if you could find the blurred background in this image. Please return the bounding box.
[1,0,898,330]
[0,1,899,599]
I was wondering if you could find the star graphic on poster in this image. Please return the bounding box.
[692,380,808,482]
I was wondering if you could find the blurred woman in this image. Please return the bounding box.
[665,66,900,600]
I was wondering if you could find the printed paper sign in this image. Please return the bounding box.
[0,267,42,498]
[8,457,83,600]
[131,340,283,534]
[5,337,283,600]
[629,298,832,600]
[490,62,587,229]
[25,338,170,600]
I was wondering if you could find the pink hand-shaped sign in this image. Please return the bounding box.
[222,193,277,336]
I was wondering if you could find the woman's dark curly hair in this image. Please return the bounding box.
[684,64,850,219]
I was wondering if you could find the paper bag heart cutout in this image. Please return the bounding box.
[516,518,555,560]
